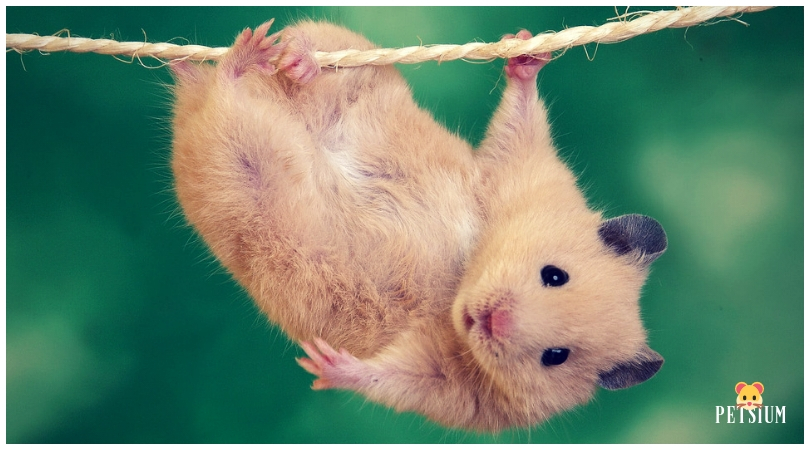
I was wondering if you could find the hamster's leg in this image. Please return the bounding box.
[476,30,552,163]
[171,21,288,266]
[173,20,327,261]
[173,21,363,343]
[297,338,479,428]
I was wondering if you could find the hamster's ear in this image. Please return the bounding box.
[599,214,667,266]
[597,346,664,390]
[752,382,764,394]
[735,382,748,394]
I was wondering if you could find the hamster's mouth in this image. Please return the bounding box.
[463,309,475,333]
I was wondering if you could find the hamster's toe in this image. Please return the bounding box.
[297,338,364,390]
[220,19,285,79]
[502,30,550,81]
[277,29,322,84]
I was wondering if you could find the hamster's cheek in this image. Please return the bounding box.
[450,296,470,338]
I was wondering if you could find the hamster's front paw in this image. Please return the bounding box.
[297,338,367,390]
[502,30,550,81]
[221,19,285,79]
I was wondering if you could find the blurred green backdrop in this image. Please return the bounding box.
[6,6,803,444]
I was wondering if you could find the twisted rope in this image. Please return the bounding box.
[6,6,774,67]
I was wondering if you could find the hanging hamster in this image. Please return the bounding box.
[170,20,667,432]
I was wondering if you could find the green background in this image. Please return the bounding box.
[6,6,803,444]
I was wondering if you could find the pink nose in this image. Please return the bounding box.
[747,402,752,406]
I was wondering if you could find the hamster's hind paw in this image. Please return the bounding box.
[220,19,285,79]
[297,338,363,390]
[277,29,321,85]
[502,30,550,81]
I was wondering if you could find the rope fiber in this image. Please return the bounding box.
[6,6,774,67]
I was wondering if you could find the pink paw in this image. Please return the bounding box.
[503,30,550,81]
[277,30,321,84]
[297,338,362,390]
[221,19,285,79]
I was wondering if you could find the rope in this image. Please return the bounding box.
[6,6,774,67]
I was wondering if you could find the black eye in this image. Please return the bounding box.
[743,395,747,400]
[753,395,757,400]
[541,265,569,287]
[541,348,570,366]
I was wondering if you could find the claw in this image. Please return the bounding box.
[297,339,338,390]
[254,19,275,42]
[311,379,331,390]
[298,340,327,371]
[296,356,321,377]
[296,338,362,391]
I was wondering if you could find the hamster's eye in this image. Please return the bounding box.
[541,265,569,287]
[743,395,747,400]
[541,348,570,366]
[753,395,757,401]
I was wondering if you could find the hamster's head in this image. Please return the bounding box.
[452,210,666,428]
[735,382,764,410]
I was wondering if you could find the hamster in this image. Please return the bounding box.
[735,382,764,410]
[170,20,667,432]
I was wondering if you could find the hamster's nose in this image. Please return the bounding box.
[747,402,752,406]
[483,308,511,339]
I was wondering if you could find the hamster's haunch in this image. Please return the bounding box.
[171,20,667,432]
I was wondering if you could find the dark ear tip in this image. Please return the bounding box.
[599,214,667,265]
[597,346,664,390]
[647,354,664,371]
[638,214,667,253]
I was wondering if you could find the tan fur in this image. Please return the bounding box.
[171,21,665,432]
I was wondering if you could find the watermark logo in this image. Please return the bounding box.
[716,381,785,423]
[735,382,764,410]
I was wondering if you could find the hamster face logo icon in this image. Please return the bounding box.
[735,382,764,410]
